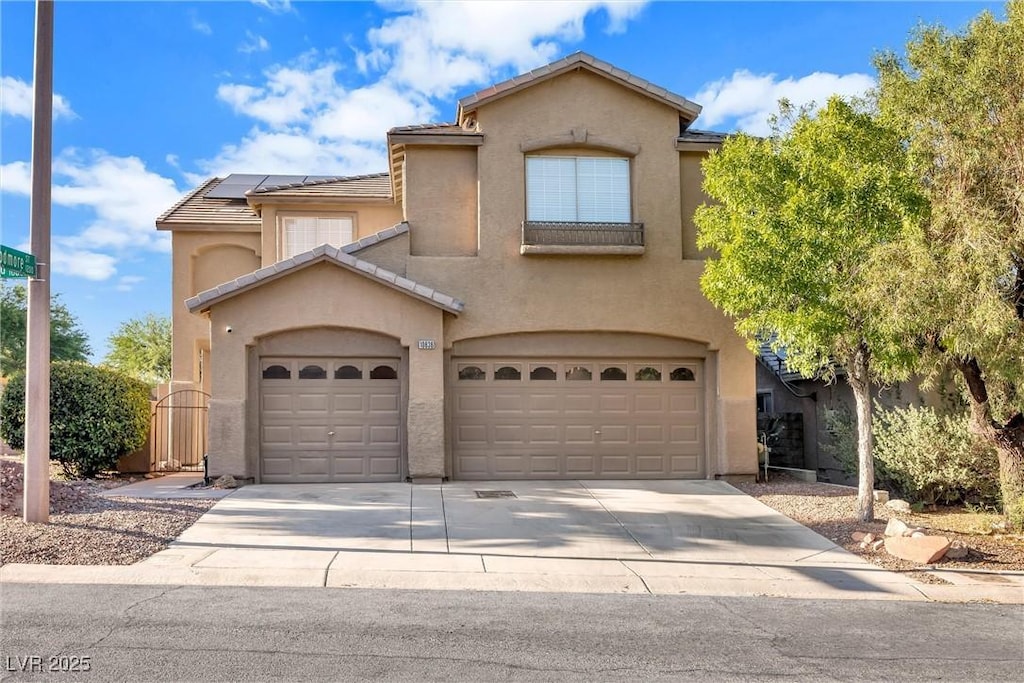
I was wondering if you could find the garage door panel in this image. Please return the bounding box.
[452,356,704,480]
[261,356,401,483]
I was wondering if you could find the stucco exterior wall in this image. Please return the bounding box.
[404,147,478,256]
[257,202,404,267]
[171,230,260,391]
[352,233,410,277]
[205,261,447,481]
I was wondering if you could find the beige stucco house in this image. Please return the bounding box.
[156,52,756,484]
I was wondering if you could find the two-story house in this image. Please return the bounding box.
[156,52,756,484]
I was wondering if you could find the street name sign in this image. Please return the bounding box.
[1,245,36,278]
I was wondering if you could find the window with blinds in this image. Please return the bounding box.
[279,216,354,259]
[526,156,630,223]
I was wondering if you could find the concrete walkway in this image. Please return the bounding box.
[96,472,237,500]
[4,479,1022,604]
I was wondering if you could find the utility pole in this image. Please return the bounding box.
[24,0,54,524]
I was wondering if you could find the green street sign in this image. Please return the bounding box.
[1,245,36,278]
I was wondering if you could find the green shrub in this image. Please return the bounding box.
[872,402,1001,507]
[0,362,150,478]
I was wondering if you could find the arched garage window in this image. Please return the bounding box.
[494,366,521,380]
[600,366,627,381]
[370,365,398,380]
[262,365,290,380]
[458,366,486,380]
[670,367,695,381]
[334,365,362,380]
[299,364,327,379]
[529,366,557,380]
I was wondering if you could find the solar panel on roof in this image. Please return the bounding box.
[204,174,269,199]
[258,175,308,189]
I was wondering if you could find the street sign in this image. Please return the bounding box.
[1,245,36,278]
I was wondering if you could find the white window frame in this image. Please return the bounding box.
[525,155,631,223]
[277,213,356,260]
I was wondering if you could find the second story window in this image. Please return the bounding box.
[279,215,354,259]
[526,156,630,223]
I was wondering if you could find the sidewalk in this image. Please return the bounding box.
[4,477,1022,604]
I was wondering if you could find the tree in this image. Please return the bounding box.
[103,314,171,386]
[871,1,1024,527]
[0,283,91,376]
[695,97,925,521]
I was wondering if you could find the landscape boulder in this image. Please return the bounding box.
[884,535,951,564]
[885,499,912,513]
[884,518,910,538]
[213,474,238,489]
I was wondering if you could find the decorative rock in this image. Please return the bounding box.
[852,531,868,542]
[884,535,951,564]
[873,490,890,504]
[944,542,969,560]
[911,531,927,538]
[885,518,910,538]
[213,474,238,489]
[862,533,876,544]
[886,499,912,513]
[871,539,885,552]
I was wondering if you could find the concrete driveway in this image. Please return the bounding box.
[135,479,947,599]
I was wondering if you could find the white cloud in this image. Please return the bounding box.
[0,151,181,281]
[693,70,875,135]
[197,1,647,178]
[251,0,293,13]
[239,31,270,54]
[190,13,212,36]
[365,1,648,98]
[0,76,76,120]
[115,275,145,292]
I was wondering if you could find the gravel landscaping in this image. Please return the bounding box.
[734,475,1024,575]
[0,459,215,566]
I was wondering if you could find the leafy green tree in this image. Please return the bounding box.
[871,1,1024,527]
[1,362,150,478]
[0,283,91,376]
[696,97,925,521]
[103,314,171,386]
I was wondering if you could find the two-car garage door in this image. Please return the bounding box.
[452,358,704,480]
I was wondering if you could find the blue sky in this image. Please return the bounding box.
[0,0,1003,360]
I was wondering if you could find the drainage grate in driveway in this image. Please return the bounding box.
[475,490,517,499]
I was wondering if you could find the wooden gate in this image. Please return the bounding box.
[150,390,210,471]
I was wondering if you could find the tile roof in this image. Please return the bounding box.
[677,129,730,144]
[342,221,409,254]
[388,122,474,135]
[186,226,462,315]
[458,51,701,123]
[156,178,261,228]
[248,172,392,198]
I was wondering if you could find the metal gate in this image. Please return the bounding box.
[150,390,210,471]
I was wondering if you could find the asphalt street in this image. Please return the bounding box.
[1,584,1022,681]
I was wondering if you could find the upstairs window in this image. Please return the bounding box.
[526,156,630,223]
[280,215,354,259]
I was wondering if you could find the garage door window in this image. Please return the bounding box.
[636,366,662,381]
[299,364,327,379]
[529,366,557,380]
[370,364,398,380]
[458,365,486,380]
[670,367,696,381]
[262,364,291,380]
[600,366,627,381]
[334,365,362,380]
[565,365,592,381]
[495,365,521,380]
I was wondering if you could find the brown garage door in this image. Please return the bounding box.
[451,358,703,480]
[260,357,401,483]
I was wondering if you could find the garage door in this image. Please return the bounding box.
[452,358,703,479]
[260,357,401,483]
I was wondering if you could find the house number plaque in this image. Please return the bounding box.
[417,339,436,350]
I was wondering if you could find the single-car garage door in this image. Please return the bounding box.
[452,358,704,479]
[260,357,401,483]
